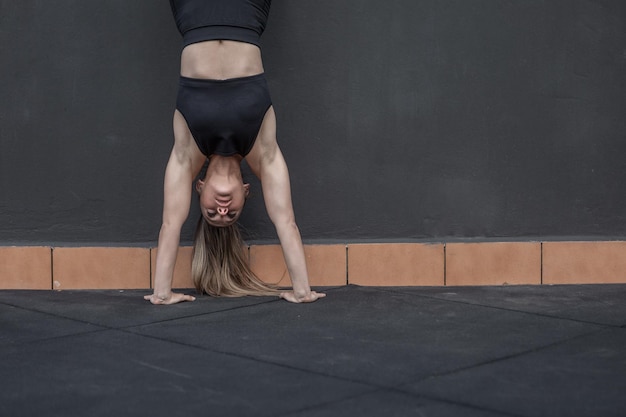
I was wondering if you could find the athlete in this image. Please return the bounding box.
[144,0,325,305]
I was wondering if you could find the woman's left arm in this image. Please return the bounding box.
[258,146,325,303]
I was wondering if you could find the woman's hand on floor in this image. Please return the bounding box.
[144,292,196,305]
[279,290,326,303]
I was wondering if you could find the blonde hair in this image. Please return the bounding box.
[191,217,280,297]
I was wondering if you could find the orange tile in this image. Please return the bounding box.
[446,242,541,286]
[53,247,150,289]
[150,247,194,290]
[249,244,288,286]
[543,241,626,284]
[0,246,52,289]
[249,244,345,287]
[347,243,444,286]
[303,245,346,286]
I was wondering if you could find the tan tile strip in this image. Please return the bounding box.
[347,243,444,286]
[251,244,348,287]
[0,246,52,289]
[53,247,151,290]
[543,241,626,284]
[446,242,541,286]
[0,241,625,290]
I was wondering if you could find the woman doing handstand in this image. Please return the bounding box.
[144,0,325,305]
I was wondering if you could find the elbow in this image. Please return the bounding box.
[159,220,183,236]
[273,216,299,234]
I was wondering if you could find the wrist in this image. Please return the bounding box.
[292,287,311,300]
[154,290,172,301]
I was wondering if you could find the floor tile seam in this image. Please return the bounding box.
[273,385,523,417]
[0,302,230,336]
[119,327,392,390]
[0,300,269,342]
[118,287,346,330]
[0,300,124,331]
[116,299,283,330]
[390,388,526,417]
[394,326,611,387]
[270,388,383,417]
[0,300,18,308]
[0,297,279,331]
[378,287,622,328]
[0,327,113,349]
[0,288,338,332]
[397,390,525,417]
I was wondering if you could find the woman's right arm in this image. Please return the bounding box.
[145,111,203,305]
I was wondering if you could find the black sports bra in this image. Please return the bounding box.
[169,0,272,48]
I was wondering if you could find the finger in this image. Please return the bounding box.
[302,292,325,302]
[143,295,152,300]
[166,294,195,304]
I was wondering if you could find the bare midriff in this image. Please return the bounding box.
[180,40,264,80]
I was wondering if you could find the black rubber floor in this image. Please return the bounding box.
[1,284,625,416]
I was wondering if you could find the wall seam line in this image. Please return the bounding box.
[345,245,349,286]
[443,243,447,286]
[50,247,54,290]
[539,242,543,285]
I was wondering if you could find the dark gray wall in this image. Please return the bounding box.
[1,0,625,245]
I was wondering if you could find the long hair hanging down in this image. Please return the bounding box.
[191,217,280,297]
